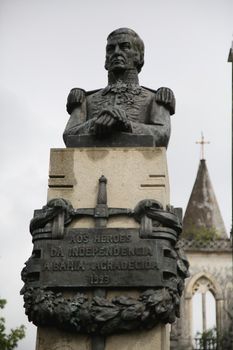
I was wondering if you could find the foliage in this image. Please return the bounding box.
[218,329,233,350]
[195,326,233,350]
[0,299,25,350]
[183,223,218,241]
[195,328,217,349]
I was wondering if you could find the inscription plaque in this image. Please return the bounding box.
[27,228,177,289]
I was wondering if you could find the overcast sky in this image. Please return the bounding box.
[0,0,232,349]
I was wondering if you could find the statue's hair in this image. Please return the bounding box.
[106,28,144,72]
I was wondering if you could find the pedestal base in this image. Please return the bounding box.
[36,325,170,350]
[35,147,170,350]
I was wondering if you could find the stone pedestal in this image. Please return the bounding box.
[35,146,170,350]
[36,324,170,350]
[47,147,169,213]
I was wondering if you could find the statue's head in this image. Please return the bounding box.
[105,28,144,73]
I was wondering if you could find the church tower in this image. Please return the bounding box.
[170,141,232,350]
[183,158,227,240]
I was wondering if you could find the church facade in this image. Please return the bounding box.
[170,158,232,349]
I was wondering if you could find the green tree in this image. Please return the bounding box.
[183,223,218,241]
[195,328,217,349]
[0,299,25,350]
[195,326,233,350]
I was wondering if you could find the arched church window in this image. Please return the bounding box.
[192,276,217,349]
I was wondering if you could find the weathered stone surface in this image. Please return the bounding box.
[181,238,232,251]
[105,325,170,350]
[35,327,90,350]
[35,324,170,350]
[47,147,170,224]
[182,159,227,239]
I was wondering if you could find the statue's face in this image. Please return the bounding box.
[105,33,140,72]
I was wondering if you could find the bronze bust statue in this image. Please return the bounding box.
[63,28,175,147]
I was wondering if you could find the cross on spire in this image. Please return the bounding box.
[196,133,210,160]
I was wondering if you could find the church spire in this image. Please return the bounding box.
[183,156,227,240]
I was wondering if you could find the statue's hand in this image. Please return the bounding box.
[155,87,175,115]
[66,88,86,115]
[93,107,131,136]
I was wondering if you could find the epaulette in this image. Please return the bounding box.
[141,86,157,94]
[85,89,102,96]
